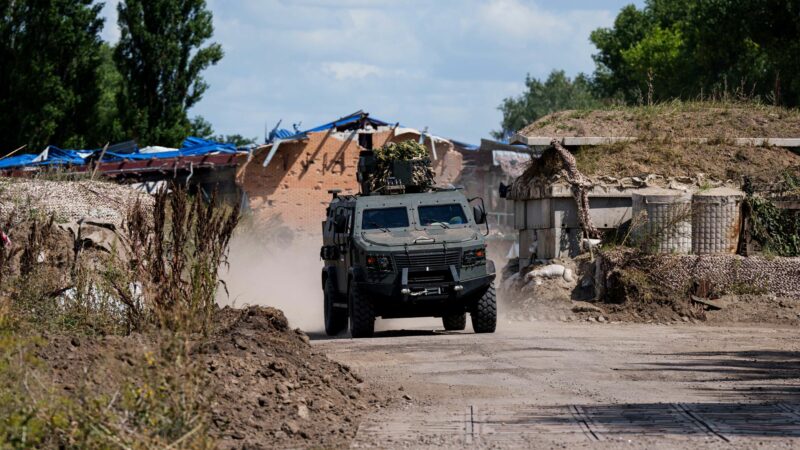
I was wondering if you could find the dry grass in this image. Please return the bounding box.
[520,100,800,139]
[0,184,240,448]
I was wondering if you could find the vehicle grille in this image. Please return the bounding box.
[394,250,461,270]
[409,272,448,283]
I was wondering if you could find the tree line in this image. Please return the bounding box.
[496,0,800,138]
[0,0,251,154]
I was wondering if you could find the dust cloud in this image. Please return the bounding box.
[218,232,510,334]
[218,235,326,333]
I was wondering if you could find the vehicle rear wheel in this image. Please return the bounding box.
[324,276,347,336]
[471,284,497,333]
[442,313,467,331]
[349,283,375,338]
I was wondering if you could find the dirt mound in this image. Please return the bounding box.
[514,103,800,186]
[519,103,800,139]
[200,306,382,448]
[513,138,798,188]
[29,306,384,449]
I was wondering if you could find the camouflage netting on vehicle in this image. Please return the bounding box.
[367,141,435,192]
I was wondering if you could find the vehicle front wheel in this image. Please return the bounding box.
[349,283,375,338]
[324,276,348,336]
[442,313,467,331]
[471,284,497,333]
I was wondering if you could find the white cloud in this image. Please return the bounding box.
[321,62,385,80]
[101,0,638,143]
[477,0,566,40]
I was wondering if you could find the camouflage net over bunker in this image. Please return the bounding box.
[366,141,435,193]
[599,247,800,300]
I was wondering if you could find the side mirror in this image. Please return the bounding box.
[334,214,348,233]
[473,205,486,225]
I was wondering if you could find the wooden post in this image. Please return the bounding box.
[91,142,110,180]
[0,144,27,161]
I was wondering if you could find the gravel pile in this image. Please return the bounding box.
[0,179,153,226]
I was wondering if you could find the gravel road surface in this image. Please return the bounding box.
[313,319,800,449]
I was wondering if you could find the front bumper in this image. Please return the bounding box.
[354,260,496,318]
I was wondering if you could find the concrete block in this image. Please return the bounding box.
[514,200,526,230]
[587,197,633,229]
[518,230,537,262]
[525,199,551,229]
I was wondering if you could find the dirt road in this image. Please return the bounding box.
[313,319,800,448]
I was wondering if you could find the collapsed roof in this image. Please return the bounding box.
[264,110,478,150]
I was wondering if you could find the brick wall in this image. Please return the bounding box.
[240,130,463,233]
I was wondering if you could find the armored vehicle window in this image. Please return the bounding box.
[362,207,409,230]
[418,204,468,226]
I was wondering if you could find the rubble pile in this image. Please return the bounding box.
[32,306,384,449]
[201,306,385,448]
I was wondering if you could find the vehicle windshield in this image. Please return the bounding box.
[362,207,409,230]
[418,204,468,227]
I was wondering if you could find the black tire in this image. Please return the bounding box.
[442,313,467,331]
[324,276,348,336]
[349,283,375,338]
[471,284,497,334]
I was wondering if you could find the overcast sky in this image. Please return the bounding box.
[101,0,643,144]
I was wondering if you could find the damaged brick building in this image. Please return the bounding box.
[239,111,470,233]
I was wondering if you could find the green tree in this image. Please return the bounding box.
[0,0,105,153]
[494,70,600,138]
[115,0,223,147]
[94,43,125,144]
[591,0,800,106]
[189,116,215,139]
[189,116,256,147]
[214,134,257,147]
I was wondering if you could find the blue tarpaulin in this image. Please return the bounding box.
[0,137,241,170]
[264,110,480,152]
[104,137,238,161]
[269,110,394,143]
[0,154,37,169]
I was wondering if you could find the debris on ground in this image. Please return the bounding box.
[31,306,385,449]
[201,306,387,449]
[500,246,800,326]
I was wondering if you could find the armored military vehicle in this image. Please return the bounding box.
[320,145,496,338]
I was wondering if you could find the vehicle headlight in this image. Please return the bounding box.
[462,248,486,267]
[366,254,393,273]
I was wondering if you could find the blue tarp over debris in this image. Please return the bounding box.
[0,137,241,170]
